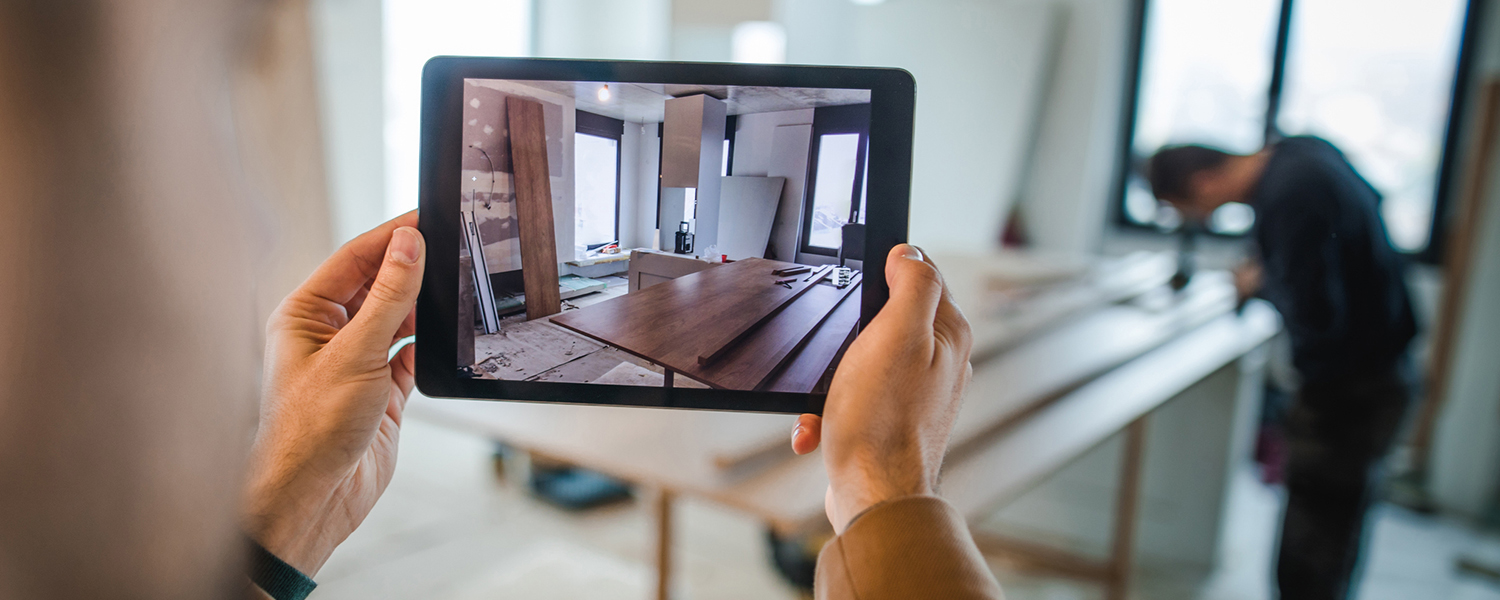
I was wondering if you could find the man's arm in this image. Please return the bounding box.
[816,496,1004,600]
[1258,195,1349,381]
[791,245,1003,600]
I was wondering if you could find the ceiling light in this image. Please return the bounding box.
[731,21,787,64]
[598,85,611,102]
[851,0,885,4]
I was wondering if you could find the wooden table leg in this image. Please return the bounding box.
[1106,417,1148,600]
[664,370,674,388]
[653,489,675,600]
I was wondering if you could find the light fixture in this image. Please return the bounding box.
[850,0,885,4]
[732,21,787,64]
[598,84,611,102]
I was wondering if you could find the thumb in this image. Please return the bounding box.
[874,244,943,335]
[337,226,425,360]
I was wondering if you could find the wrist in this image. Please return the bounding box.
[826,458,933,533]
[242,446,344,576]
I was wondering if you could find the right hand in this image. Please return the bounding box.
[790,244,974,533]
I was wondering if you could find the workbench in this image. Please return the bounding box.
[409,252,1281,600]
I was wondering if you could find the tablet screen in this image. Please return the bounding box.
[456,77,872,394]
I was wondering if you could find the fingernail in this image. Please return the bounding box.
[897,244,923,261]
[390,227,420,265]
[791,425,803,445]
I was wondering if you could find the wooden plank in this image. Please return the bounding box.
[759,282,862,393]
[695,265,827,366]
[551,258,835,389]
[1106,418,1147,600]
[653,489,675,600]
[1411,79,1500,477]
[939,303,1280,520]
[943,274,1236,463]
[693,276,862,392]
[715,299,1277,536]
[507,96,561,320]
[968,530,1111,581]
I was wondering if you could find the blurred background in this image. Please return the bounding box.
[267,0,1500,598]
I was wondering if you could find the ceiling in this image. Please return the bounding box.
[508,80,870,123]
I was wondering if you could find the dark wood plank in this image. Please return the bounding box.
[692,276,862,391]
[761,285,862,393]
[550,258,822,387]
[695,266,829,366]
[507,96,561,320]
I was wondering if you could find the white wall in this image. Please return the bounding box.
[779,0,1065,254]
[536,0,672,59]
[1430,0,1500,515]
[1020,0,1132,254]
[311,0,386,244]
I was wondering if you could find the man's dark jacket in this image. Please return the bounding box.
[1251,136,1418,384]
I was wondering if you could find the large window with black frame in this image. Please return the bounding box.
[1115,0,1481,259]
[801,104,871,259]
[574,110,624,255]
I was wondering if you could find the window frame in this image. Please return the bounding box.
[1110,0,1486,263]
[801,103,872,257]
[575,109,625,248]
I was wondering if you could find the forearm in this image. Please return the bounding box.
[816,495,1003,600]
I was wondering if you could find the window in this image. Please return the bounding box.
[1115,0,1480,257]
[1277,0,1470,252]
[575,110,624,255]
[722,139,731,177]
[574,133,619,250]
[801,104,871,255]
[808,134,861,249]
[1121,0,1282,234]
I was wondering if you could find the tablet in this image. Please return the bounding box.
[414,57,914,414]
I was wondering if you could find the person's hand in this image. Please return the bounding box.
[1234,258,1264,302]
[790,244,973,533]
[242,211,424,575]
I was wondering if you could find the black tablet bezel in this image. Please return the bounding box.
[415,56,915,415]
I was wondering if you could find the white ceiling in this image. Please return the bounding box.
[508,80,870,123]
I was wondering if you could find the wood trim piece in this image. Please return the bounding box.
[653,489,675,600]
[507,97,562,320]
[1412,78,1500,477]
[1106,418,1147,600]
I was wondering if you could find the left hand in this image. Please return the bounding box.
[1234,258,1264,302]
[242,211,424,576]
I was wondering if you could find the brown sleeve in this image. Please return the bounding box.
[815,495,1004,600]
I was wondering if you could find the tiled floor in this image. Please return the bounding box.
[312,414,1500,600]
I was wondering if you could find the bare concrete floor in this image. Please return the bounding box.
[313,408,1500,600]
[469,276,710,388]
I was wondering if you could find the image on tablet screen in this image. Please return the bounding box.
[457,78,871,393]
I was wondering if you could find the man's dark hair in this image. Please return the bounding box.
[1146,145,1232,200]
